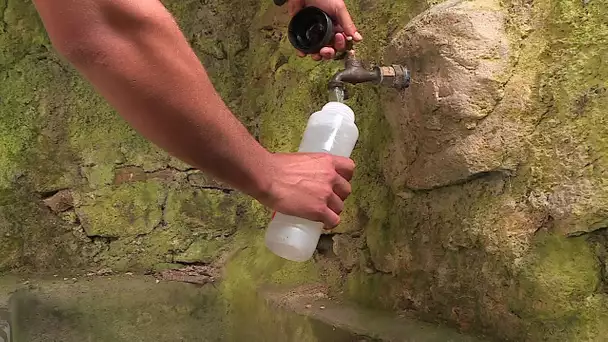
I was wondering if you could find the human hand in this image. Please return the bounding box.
[287,0,363,61]
[260,152,355,229]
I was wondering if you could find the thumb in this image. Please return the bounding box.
[334,3,360,40]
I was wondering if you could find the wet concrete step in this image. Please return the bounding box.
[260,284,490,342]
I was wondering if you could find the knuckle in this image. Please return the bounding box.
[316,203,328,215]
[322,169,334,179]
[323,188,333,200]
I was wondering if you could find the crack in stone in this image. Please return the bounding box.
[38,188,68,199]
[191,185,234,194]
[532,104,553,133]
[153,190,170,231]
[89,235,119,244]
[0,1,8,33]
[408,169,514,192]
[585,227,608,292]
[233,35,250,57]
[40,54,71,75]
[361,237,393,275]
[582,156,603,170]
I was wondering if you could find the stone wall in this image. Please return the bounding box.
[0,0,260,272]
[1,0,607,340]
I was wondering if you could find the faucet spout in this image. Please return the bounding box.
[328,50,410,102]
[330,51,380,86]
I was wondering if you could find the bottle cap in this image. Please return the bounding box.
[288,7,334,54]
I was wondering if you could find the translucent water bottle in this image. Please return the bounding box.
[265,102,359,262]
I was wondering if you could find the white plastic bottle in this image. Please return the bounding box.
[265,102,359,262]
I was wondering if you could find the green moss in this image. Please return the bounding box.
[0,1,82,193]
[74,181,166,238]
[163,0,260,118]
[0,57,53,188]
[511,233,605,340]
[90,186,256,271]
[220,229,322,340]
[67,77,151,170]
[223,230,319,290]
[500,4,608,337]
[164,187,244,238]
[344,0,431,62]
[570,294,608,341]
[0,187,87,272]
[252,56,332,152]
[345,270,400,310]
[174,238,225,264]
[0,0,50,67]
[82,164,115,189]
[527,0,608,188]
[109,224,192,271]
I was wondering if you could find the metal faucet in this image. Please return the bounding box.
[328,44,410,102]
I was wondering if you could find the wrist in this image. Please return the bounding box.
[246,149,277,204]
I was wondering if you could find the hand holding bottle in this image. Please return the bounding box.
[262,152,354,229]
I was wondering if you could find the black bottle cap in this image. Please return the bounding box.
[288,7,334,54]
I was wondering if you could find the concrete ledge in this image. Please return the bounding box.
[260,284,491,342]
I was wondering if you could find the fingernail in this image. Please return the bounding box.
[346,36,353,41]
[354,32,363,41]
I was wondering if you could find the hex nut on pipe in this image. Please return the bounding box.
[377,65,411,89]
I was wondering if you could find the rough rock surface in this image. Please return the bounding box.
[339,0,608,340]
[385,0,517,190]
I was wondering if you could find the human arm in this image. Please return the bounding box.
[32,0,354,228]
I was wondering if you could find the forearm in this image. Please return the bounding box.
[33,0,272,198]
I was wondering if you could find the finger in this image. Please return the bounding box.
[320,47,335,60]
[333,175,352,200]
[334,3,359,38]
[296,50,306,58]
[311,53,322,61]
[322,208,341,229]
[332,156,355,181]
[327,193,345,215]
[334,33,346,51]
[288,0,305,16]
